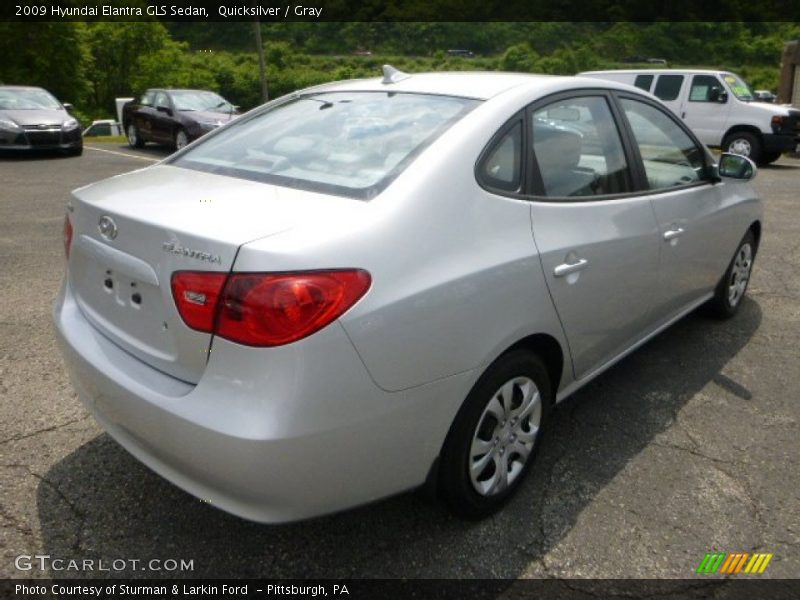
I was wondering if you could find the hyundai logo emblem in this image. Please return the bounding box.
[98,216,118,240]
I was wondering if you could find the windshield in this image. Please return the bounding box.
[721,73,755,102]
[171,92,479,199]
[0,88,62,110]
[170,91,233,112]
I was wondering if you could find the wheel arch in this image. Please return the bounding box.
[721,124,762,147]
[749,219,762,254]
[501,333,565,405]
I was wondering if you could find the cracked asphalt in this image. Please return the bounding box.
[0,145,798,581]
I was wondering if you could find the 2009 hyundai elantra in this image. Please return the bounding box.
[54,67,762,522]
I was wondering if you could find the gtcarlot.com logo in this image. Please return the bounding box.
[15,554,194,572]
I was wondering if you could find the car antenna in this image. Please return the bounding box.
[382,65,411,84]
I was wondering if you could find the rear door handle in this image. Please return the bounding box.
[663,227,685,241]
[554,258,589,277]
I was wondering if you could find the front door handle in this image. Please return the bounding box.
[663,227,685,241]
[554,258,589,277]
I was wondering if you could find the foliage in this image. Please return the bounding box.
[1,22,797,126]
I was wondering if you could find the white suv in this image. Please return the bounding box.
[579,69,800,165]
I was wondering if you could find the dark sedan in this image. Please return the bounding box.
[123,89,238,151]
[0,86,82,155]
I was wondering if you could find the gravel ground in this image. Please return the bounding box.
[0,145,798,580]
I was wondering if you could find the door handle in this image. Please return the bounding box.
[663,227,685,241]
[554,258,589,277]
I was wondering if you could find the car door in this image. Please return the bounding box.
[133,91,157,141]
[527,92,661,379]
[151,91,175,143]
[615,94,734,321]
[680,74,732,146]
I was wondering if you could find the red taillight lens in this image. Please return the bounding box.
[63,215,73,259]
[170,269,371,347]
[171,271,228,333]
[217,270,371,346]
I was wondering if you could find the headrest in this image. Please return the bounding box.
[533,124,582,172]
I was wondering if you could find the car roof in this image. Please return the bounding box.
[580,68,732,76]
[301,71,566,100]
[0,85,49,91]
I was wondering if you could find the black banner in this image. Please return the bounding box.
[5,579,800,600]
[3,0,800,22]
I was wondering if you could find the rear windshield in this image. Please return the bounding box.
[171,91,479,199]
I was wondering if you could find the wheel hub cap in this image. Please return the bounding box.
[728,243,753,307]
[469,376,542,497]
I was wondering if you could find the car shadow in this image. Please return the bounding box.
[37,299,762,579]
[0,149,78,161]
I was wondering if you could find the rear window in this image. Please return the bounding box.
[171,92,479,200]
[653,75,684,101]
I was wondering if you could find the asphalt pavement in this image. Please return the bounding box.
[0,144,798,581]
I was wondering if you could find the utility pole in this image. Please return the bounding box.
[254,19,269,103]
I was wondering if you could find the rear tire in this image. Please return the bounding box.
[722,131,762,165]
[439,350,551,519]
[127,123,144,148]
[706,230,756,319]
[760,151,782,165]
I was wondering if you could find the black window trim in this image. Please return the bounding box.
[474,111,527,197]
[611,90,716,196]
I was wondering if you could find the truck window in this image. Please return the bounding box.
[653,75,684,102]
[634,75,654,92]
[689,75,724,102]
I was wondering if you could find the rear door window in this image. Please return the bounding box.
[653,75,684,101]
[530,96,633,198]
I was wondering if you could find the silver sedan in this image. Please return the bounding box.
[53,68,762,522]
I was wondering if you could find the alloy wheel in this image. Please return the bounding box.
[728,242,753,307]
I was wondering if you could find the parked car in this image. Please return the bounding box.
[753,89,777,103]
[0,85,82,155]
[579,69,800,165]
[122,89,238,150]
[55,68,762,523]
[83,119,123,137]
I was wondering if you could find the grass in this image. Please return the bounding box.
[83,135,127,144]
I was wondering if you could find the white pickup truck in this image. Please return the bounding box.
[579,69,800,165]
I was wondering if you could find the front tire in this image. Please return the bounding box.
[127,124,144,148]
[760,151,782,165]
[706,230,756,319]
[439,350,551,519]
[722,132,762,165]
[174,128,189,151]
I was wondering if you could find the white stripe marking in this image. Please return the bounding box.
[85,145,160,162]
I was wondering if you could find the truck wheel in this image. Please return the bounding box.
[760,151,782,165]
[722,132,762,165]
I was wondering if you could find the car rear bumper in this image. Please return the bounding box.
[53,279,471,522]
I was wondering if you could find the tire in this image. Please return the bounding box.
[174,128,189,151]
[439,350,551,519]
[706,230,756,319]
[760,151,782,165]
[722,131,762,165]
[126,123,144,148]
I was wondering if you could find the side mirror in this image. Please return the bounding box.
[62,102,74,112]
[717,153,756,181]
[156,105,172,115]
[717,90,728,103]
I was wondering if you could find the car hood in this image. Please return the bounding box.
[740,101,798,118]
[0,108,68,126]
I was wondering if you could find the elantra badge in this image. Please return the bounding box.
[98,216,118,240]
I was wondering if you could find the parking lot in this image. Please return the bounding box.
[0,145,798,580]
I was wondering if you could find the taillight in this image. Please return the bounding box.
[63,215,73,259]
[171,269,371,347]
[171,271,228,332]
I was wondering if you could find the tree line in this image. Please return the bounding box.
[1,21,797,125]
